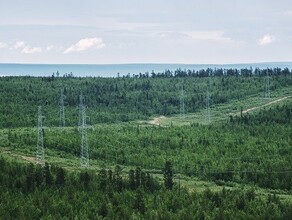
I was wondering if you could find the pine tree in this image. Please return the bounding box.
[163,160,173,190]
[98,201,108,218]
[80,171,91,189]
[114,165,123,192]
[34,165,43,187]
[98,168,107,191]
[135,167,141,188]
[134,189,146,214]
[44,163,53,186]
[55,167,65,187]
[129,169,136,190]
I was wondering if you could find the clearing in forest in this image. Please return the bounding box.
[145,90,292,126]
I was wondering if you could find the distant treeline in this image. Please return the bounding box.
[121,67,292,78]
[46,67,292,79]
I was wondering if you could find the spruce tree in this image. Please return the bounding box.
[163,160,173,190]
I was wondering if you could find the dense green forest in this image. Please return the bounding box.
[0,67,291,128]
[0,68,292,218]
[1,101,291,190]
[1,157,292,219]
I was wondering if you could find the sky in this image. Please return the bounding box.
[0,0,291,64]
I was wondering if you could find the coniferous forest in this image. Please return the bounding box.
[0,68,292,219]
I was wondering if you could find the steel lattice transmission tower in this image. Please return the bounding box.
[79,95,89,167]
[265,72,270,98]
[78,93,84,127]
[180,83,185,119]
[36,106,45,166]
[59,88,65,128]
[205,87,211,124]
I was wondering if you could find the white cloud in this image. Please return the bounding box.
[45,45,64,52]
[258,34,275,46]
[186,31,232,42]
[46,45,54,51]
[64,37,105,54]
[21,46,42,54]
[0,42,7,49]
[13,41,25,49]
[12,41,42,54]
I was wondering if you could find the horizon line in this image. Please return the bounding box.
[1,61,292,66]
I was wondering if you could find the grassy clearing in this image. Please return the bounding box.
[141,86,292,126]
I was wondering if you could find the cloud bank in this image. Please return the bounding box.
[64,37,105,54]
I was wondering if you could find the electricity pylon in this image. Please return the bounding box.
[265,72,270,98]
[36,106,45,166]
[180,83,185,119]
[205,87,211,124]
[78,94,84,127]
[79,95,89,167]
[59,88,65,128]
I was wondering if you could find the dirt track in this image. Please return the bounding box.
[148,116,166,126]
[231,96,291,116]
[0,148,36,163]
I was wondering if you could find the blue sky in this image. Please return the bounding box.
[0,0,291,64]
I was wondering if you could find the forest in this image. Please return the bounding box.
[0,67,291,127]
[1,157,292,219]
[0,67,292,219]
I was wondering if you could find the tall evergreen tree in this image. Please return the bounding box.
[135,167,142,188]
[163,160,174,190]
[129,169,136,190]
[134,189,146,214]
[44,163,53,186]
[98,168,107,191]
[56,167,65,187]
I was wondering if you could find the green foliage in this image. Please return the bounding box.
[1,157,291,219]
[134,189,146,214]
[128,169,135,190]
[55,166,65,187]
[0,71,291,128]
[44,162,53,186]
[163,160,174,190]
[0,70,292,218]
[98,200,108,218]
[98,168,107,191]
[1,99,292,190]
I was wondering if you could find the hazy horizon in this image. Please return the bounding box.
[1,62,292,77]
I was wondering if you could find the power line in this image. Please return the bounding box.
[191,170,292,174]
[196,154,290,161]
